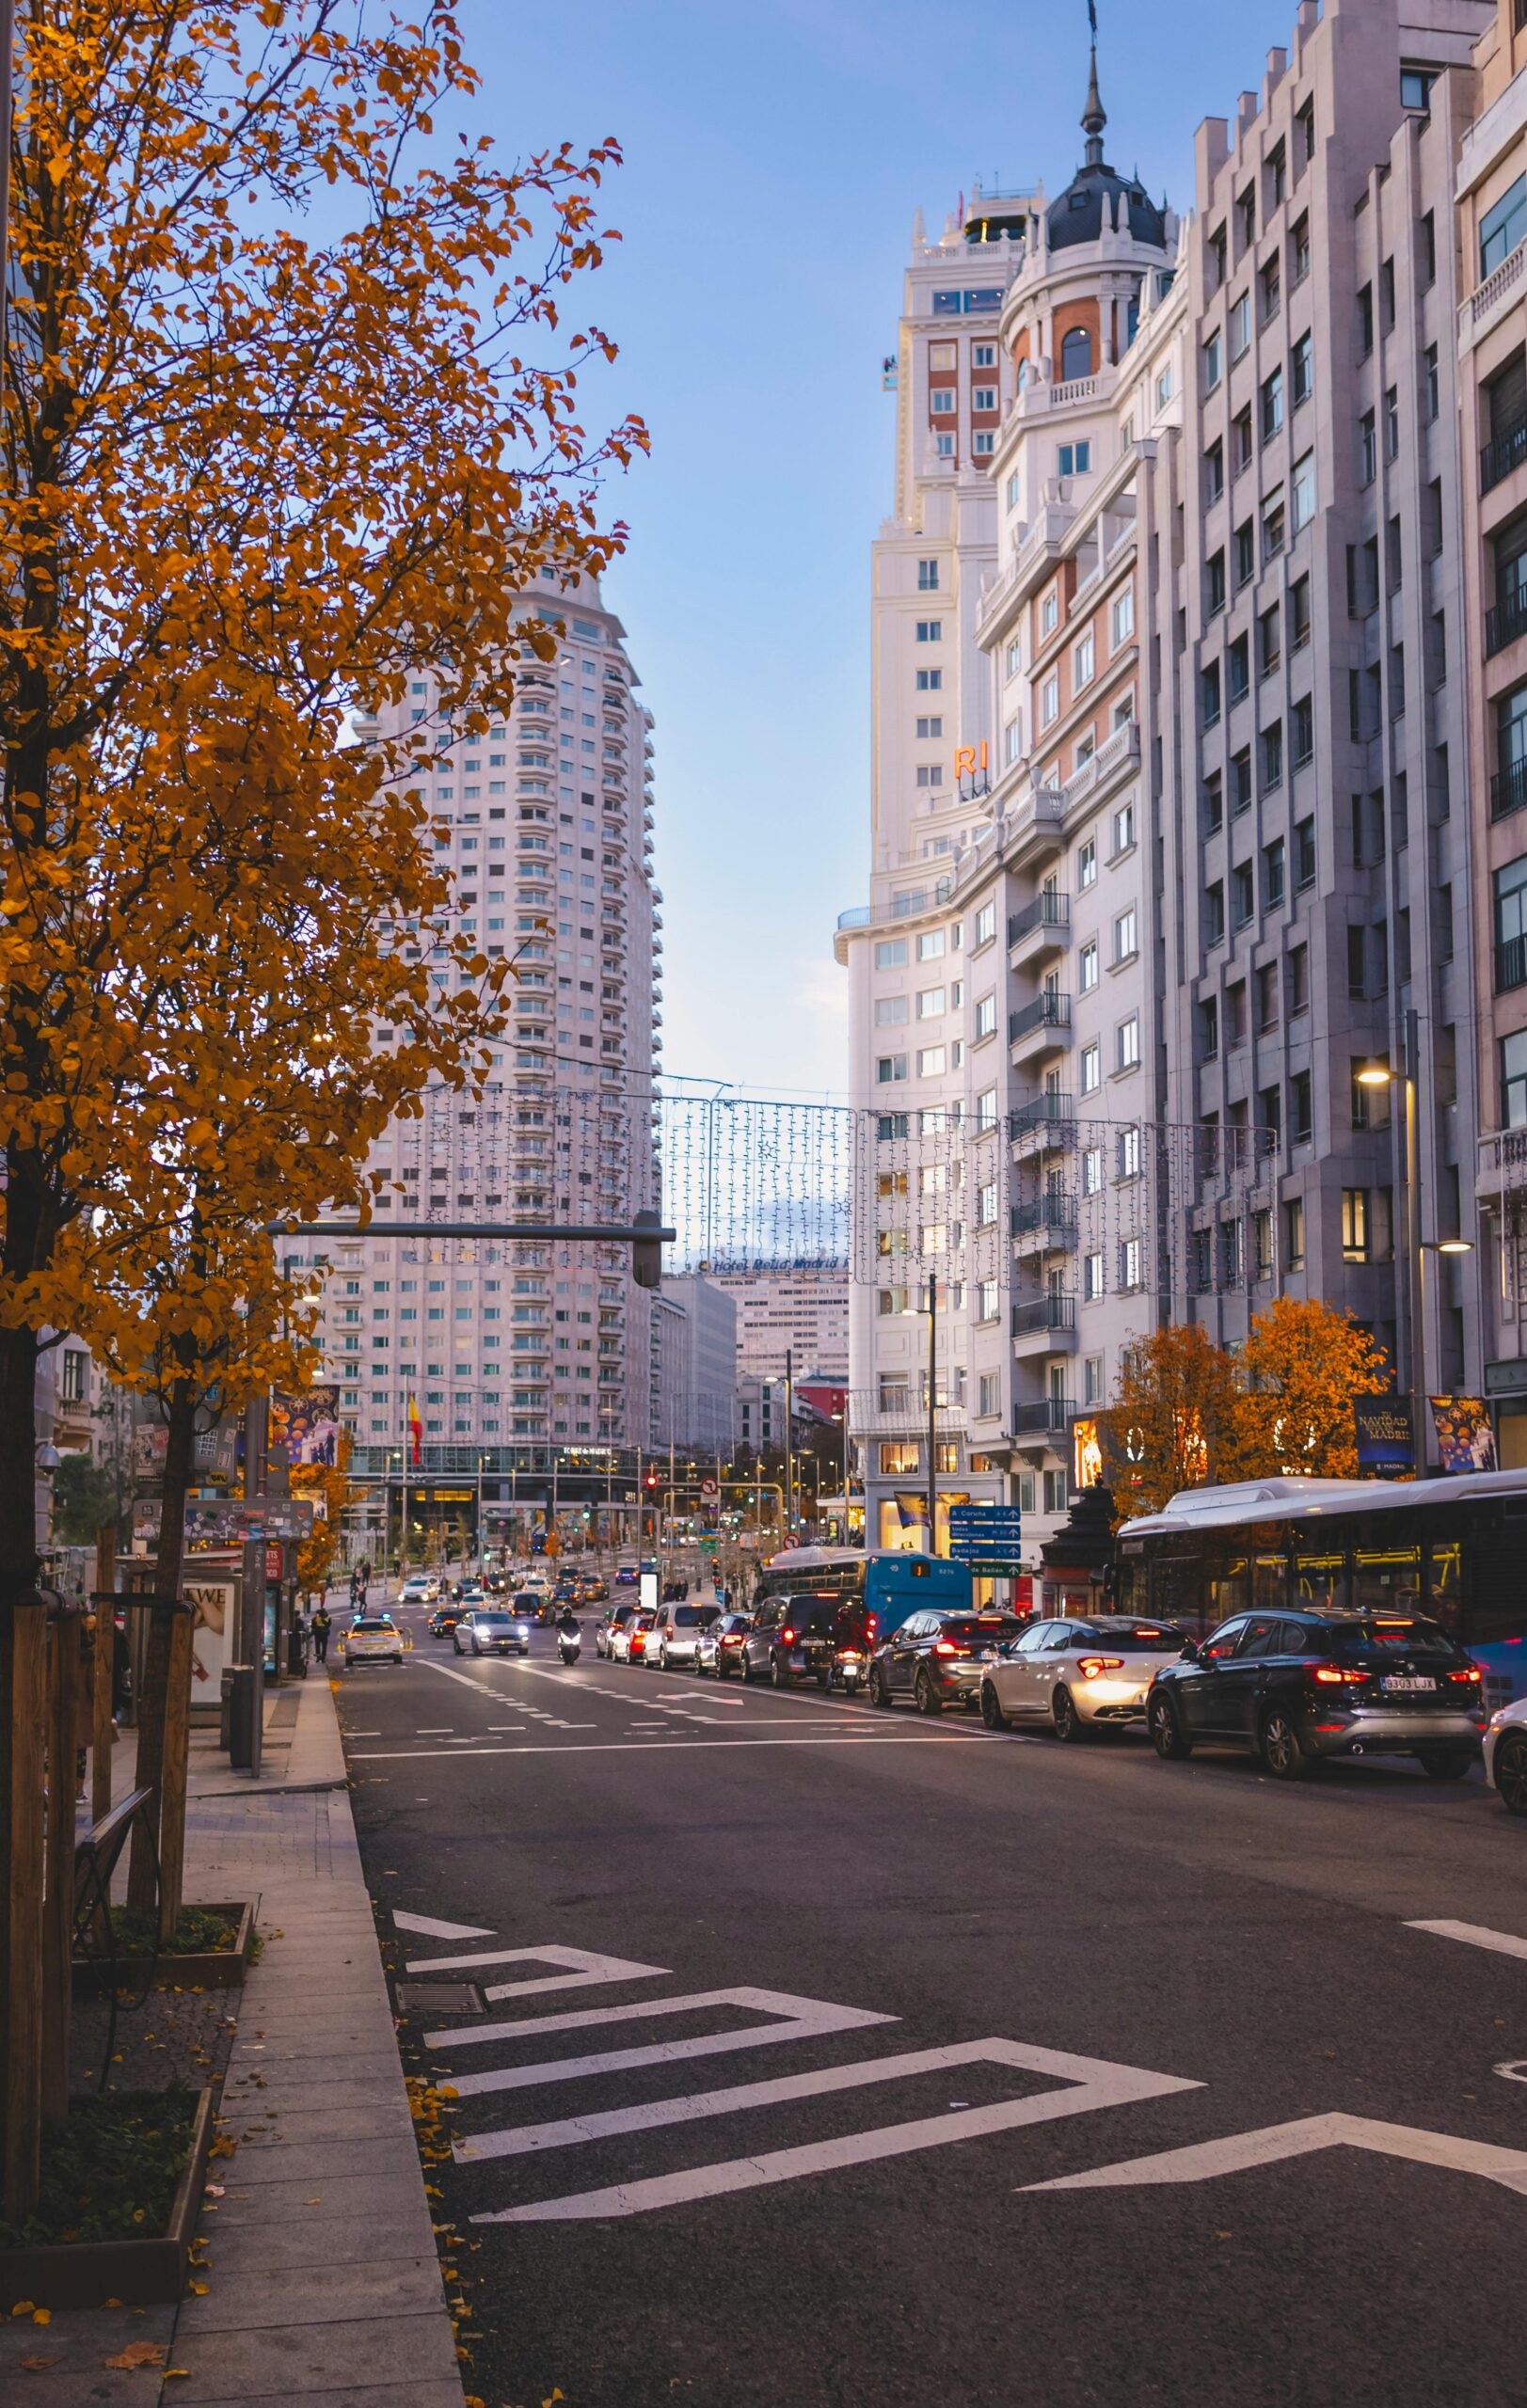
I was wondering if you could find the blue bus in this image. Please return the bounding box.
[753,1546,972,1638]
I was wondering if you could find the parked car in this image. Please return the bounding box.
[868,1610,1024,1714]
[426,1603,464,1639]
[1146,1608,1487,1780]
[646,1601,722,1671]
[1483,1695,1527,1814]
[979,1616,1188,1739]
[695,1611,754,1678]
[453,1608,532,1658]
[342,1615,405,1668]
[399,1575,437,1606]
[596,1602,639,1658]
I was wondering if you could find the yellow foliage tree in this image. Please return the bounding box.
[0,0,643,2210]
[1236,1296,1394,1480]
[1104,1322,1249,1516]
[292,1441,356,1602]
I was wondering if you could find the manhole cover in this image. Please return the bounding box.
[394,1980,484,2014]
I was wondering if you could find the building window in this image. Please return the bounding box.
[1342,1188,1371,1263]
[1079,940,1099,993]
[974,902,996,948]
[916,1047,947,1078]
[978,1372,1002,1419]
[1112,803,1136,855]
[1400,65,1436,113]
[917,560,940,592]
[975,992,997,1039]
[877,1055,908,1084]
[1074,629,1095,688]
[1117,1015,1140,1071]
[1114,907,1137,962]
[1230,293,1250,360]
[915,669,943,691]
[1083,1146,1103,1196]
[1083,1250,1105,1302]
[1291,332,1312,409]
[915,620,943,643]
[1111,588,1135,649]
[1203,331,1223,391]
[1385,386,1400,460]
[915,716,944,740]
[1081,1041,1102,1095]
[1119,1125,1141,1180]
[915,765,944,789]
[1292,452,1315,533]
[1058,440,1093,476]
[874,996,909,1026]
[1503,1028,1527,1128]
[1262,366,1284,441]
[1482,175,1527,279]
[1292,696,1313,766]
[931,390,956,415]
[916,986,946,1019]
[1291,1070,1312,1143]
[60,1351,87,1404]
[1494,854,1527,993]
[874,939,908,969]
[1360,410,1376,485]
[1042,674,1060,728]
[976,1085,998,1132]
[1263,722,1284,790]
[977,1278,999,1323]
[1284,1195,1306,1266]
[1078,838,1097,889]
[1059,326,1093,380]
[1042,1469,1067,1515]
[1264,838,1286,909]
[1120,1238,1143,1291]
[973,430,994,455]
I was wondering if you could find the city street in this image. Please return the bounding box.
[338,1598,1527,2408]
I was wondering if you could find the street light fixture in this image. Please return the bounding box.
[1353,1028,1474,1468]
[901,1274,939,1555]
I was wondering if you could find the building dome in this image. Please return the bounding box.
[1046,47,1167,256]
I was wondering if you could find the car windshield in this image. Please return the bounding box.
[513,1594,541,1608]
[1071,1624,1185,1654]
[1333,1618,1458,1659]
[475,1614,516,1629]
[942,1618,1022,1646]
[353,1621,394,1634]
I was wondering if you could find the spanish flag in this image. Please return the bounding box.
[407,1394,422,1466]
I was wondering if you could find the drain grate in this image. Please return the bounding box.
[394,1979,484,2014]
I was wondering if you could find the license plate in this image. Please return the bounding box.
[1382,1675,1435,1693]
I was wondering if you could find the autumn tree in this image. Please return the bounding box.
[0,0,643,2210]
[1237,1296,1394,1480]
[1104,1322,1248,1515]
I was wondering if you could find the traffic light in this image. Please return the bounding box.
[632,1207,662,1292]
[644,1466,660,1493]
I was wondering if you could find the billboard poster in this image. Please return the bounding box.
[132,1424,168,1481]
[132,1497,313,1554]
[271,1387,342,1467]
[1429,1397,1498,1475]
[183,1577,235,1694]
[1353,1398,1415,1479]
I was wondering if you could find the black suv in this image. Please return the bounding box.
[1146,1608,1487,1781]
[740,1591,843,1687]
[868,1610,1024,1715]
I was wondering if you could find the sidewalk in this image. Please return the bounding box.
[0,1676,466,2408]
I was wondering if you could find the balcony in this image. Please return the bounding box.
[1498,933,1527,995]
[1007,784,1069,869]
[1011,1294,1077,1350]
[1011,1398,1076,1440]
[849,1391,968,1440]
[1487,583,1527,657]
[1010,1197,1079,1255]
[1483,411,1527,496]
[1492,754,1527,821]
[1008,890,1071,964]
[1010,1092,1077,1154]
[1010,991,1073,1069]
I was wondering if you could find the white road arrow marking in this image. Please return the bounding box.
[393,1909,495,1941]
[471,2038,1201,2222]
[1406,1918,1527,1963]
[1020,2113,1527,2197]
[428,1984,896,2091]
[405,1941,668,1995]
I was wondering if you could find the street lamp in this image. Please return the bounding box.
[901,1274,939,1555]
[832,1411,851,1544]
[1358,1024,1474,1471]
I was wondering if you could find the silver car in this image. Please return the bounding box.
[695,1611,753,1678]
[646,1602,721,1670]
[1485,1694,1527,1814]
[979,1615,1188,1740]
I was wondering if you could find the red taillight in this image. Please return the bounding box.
[1076,1656,1125,1679]
[1312,1664,1350,1686]
[781,1628,795,1645]
[1450,1667,1483,1684]
[664,1624,675,1639]
[933,1640,961,1657]
[723,1633,742,1646]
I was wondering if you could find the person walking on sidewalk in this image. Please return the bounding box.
[312,1603,332,1665]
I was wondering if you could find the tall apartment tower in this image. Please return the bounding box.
[1168,0,1490,1450]
[290,568,660,1544]
[1459,0,1527,1459]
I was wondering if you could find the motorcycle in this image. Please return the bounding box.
[556,1624,582,1666]
[829,1645,866,1696]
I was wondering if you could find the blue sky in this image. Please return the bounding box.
[466,0,1296,1098]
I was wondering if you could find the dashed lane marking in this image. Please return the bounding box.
[1406,1918,1527,1963]
[351,1735,991,1761]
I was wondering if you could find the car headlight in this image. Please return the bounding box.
[517,1624,530,1639]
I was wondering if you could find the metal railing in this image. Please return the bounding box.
[1011,1294,1077,1337]
[1492,754,1527,821]
[1482,410,1527,494]
[1010,1091,1076,1140]
[1008,892,1071,946]
[1010,992,1073,1044]
[1011,1398,1077,1436]
[1010,1197,1079,1239]
[1487,583,1527,657]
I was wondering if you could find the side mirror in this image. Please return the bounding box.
[1178,1640,1201,1665]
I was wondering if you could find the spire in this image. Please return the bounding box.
[1082,2,1106,169]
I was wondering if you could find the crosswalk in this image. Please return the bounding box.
[399,1925,1201,2224]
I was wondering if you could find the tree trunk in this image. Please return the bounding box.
[0,1316,47,2217]
[126,1377,196,1917]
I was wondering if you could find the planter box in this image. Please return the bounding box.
[0,2086,215,2309]
[74,1898,257,1995]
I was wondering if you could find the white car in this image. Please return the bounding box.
[342,1615,406,1668]
[1484,1695,1527,1815]
[399,1576,437,1606]
[979,1615,1189,1740]
[646,1602,722,1671]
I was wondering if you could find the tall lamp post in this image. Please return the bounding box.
[1358,1016,1473,1474]
[901,1273,939,1555]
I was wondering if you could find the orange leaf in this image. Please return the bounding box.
[104,2342,166,2369]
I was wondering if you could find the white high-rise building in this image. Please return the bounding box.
[711,1262,850,1382]
[290,568,660,1548]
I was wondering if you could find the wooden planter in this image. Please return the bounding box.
[0,2086,215,2309]
[73,1898,257,1995]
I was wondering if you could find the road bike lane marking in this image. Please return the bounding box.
[405,1941,670,1992]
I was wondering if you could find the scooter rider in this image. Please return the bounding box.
[556,1605,581,1664]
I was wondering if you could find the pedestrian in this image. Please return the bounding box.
[312,1603,332,1665]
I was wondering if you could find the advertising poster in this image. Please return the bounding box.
[183,1577,235,1693]
[1354,1397,1416,1479]
[132,1424,168,1481]
[1429,1396,1498,1474]
[271,1387,342,1467]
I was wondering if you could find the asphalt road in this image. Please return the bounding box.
[335,1599,1527,2408]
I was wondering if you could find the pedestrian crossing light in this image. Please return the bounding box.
[633,1207,663,1291]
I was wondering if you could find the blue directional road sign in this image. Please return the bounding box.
[947,1505,1024,1573]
